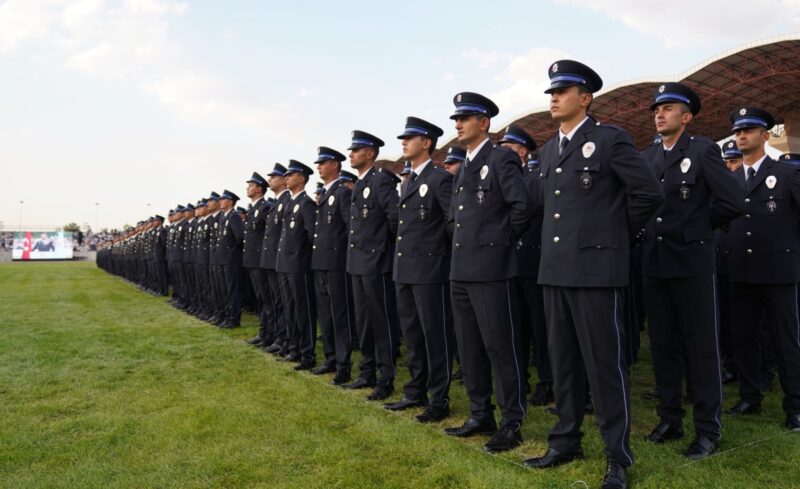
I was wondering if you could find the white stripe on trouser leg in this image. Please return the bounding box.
[711,274,723,432]
[612,289,634,465]
[506,280,525,421]
[382,275,396,376]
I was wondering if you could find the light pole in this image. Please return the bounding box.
[95,202,99,233]
[18,201,24,231]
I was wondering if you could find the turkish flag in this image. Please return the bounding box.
[22,232,32,261]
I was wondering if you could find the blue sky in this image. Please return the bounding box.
[2,0,799,231]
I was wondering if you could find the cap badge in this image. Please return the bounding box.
[456,94,462,103]
[552,63,559,73]
[658,85,665,93]
[739,108,747,116]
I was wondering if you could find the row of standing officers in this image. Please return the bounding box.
[97,59,800,489]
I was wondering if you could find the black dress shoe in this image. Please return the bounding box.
[220,322,240,329]
[278,353,301,363]
[262,343,282,354]
[640,388,660,401]
[443,418,497,438]
[246,336,264,346]
[726,399,761,416]
[310,364,336,375]
[645,420,684,443]
[342,377,375,390]
[721,369,737,384]
[529,384,554,406]
[331,371,351,386]
[416,405,450,423]
[601,461,627,489]
[484,424,522,453]
[785,414,800,432]
[367,382,394,401]
[294,361,315,371]
[683,435,717,460]
[523,448,584,469]
[384,397,427,411]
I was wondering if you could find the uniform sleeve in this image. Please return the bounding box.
[437,171,454,241]
[378,174,400,237]
[703,143,745,228]
[791,165,800,210]
[339,186,352,231]
[302,199,316,238]
[496,152,533,237]
[230,214,244,242]
[609,130,664,232]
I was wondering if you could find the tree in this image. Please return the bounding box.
[63,222,80,232]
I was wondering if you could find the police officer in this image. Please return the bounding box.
[217,190,244,328]
[343,130,400,401]
[261,164,292,355]
[444,92,532,453]
[311,146,356,384]
[726,107,800,433]
[275,160,318,369]
[640,83,744,459]
[195,198,214,321]
[497,124,555,407]
[442,146,466,176]
[386,117,454,423]
[524,61,663,489]
[243,172,274,346]
[722,140,744,172]
[339,170,357,191]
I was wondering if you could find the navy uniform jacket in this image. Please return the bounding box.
[259,191,291,270]
[394,162,453,284]
[312,180,352,271]
[209,212,227,266]
[516,164,544,279]
[195,216,212,265]
[448,142,532,282]
[347,167,399,276]
[537,118,663,287]
[242,197,271,269]
[217,210,244,266]
[640,131,744,278]
[275,191,316,274]
[728,156,800,284]
[155,227,167,261]
[183,219,198,264]
[175,220,189,262]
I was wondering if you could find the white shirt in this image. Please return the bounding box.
[559,116,590,148]
[411,159,431,177]
[274,189,289,200]
[466,138,491,162]
[358,165,374,178]
[323,180,336,193]
[290,190,305,200]
[744,154,768,180]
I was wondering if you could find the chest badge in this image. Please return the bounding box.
[476,190,486,204]
[480,165,489,180]
[580,167,592,190]
[582,142,596,158]
[419,183,428,197]
[767,199,777,213]
[328,195,335,206]
[289,220,295,229]
[363,187,371,199]
[361,208,369,218]
[278,203,284,212]
[255,210,259,218]
[766,175,777,189]
[679,181,690,200]
[680,158,691,174]
[293,203,300,213]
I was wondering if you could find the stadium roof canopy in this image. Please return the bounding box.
[416,34,800,164]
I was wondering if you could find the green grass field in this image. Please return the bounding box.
[1,262,798,488]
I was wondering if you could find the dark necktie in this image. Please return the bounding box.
[465,157,471,169]
[747,167,756,190]
[560,136,570,156]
